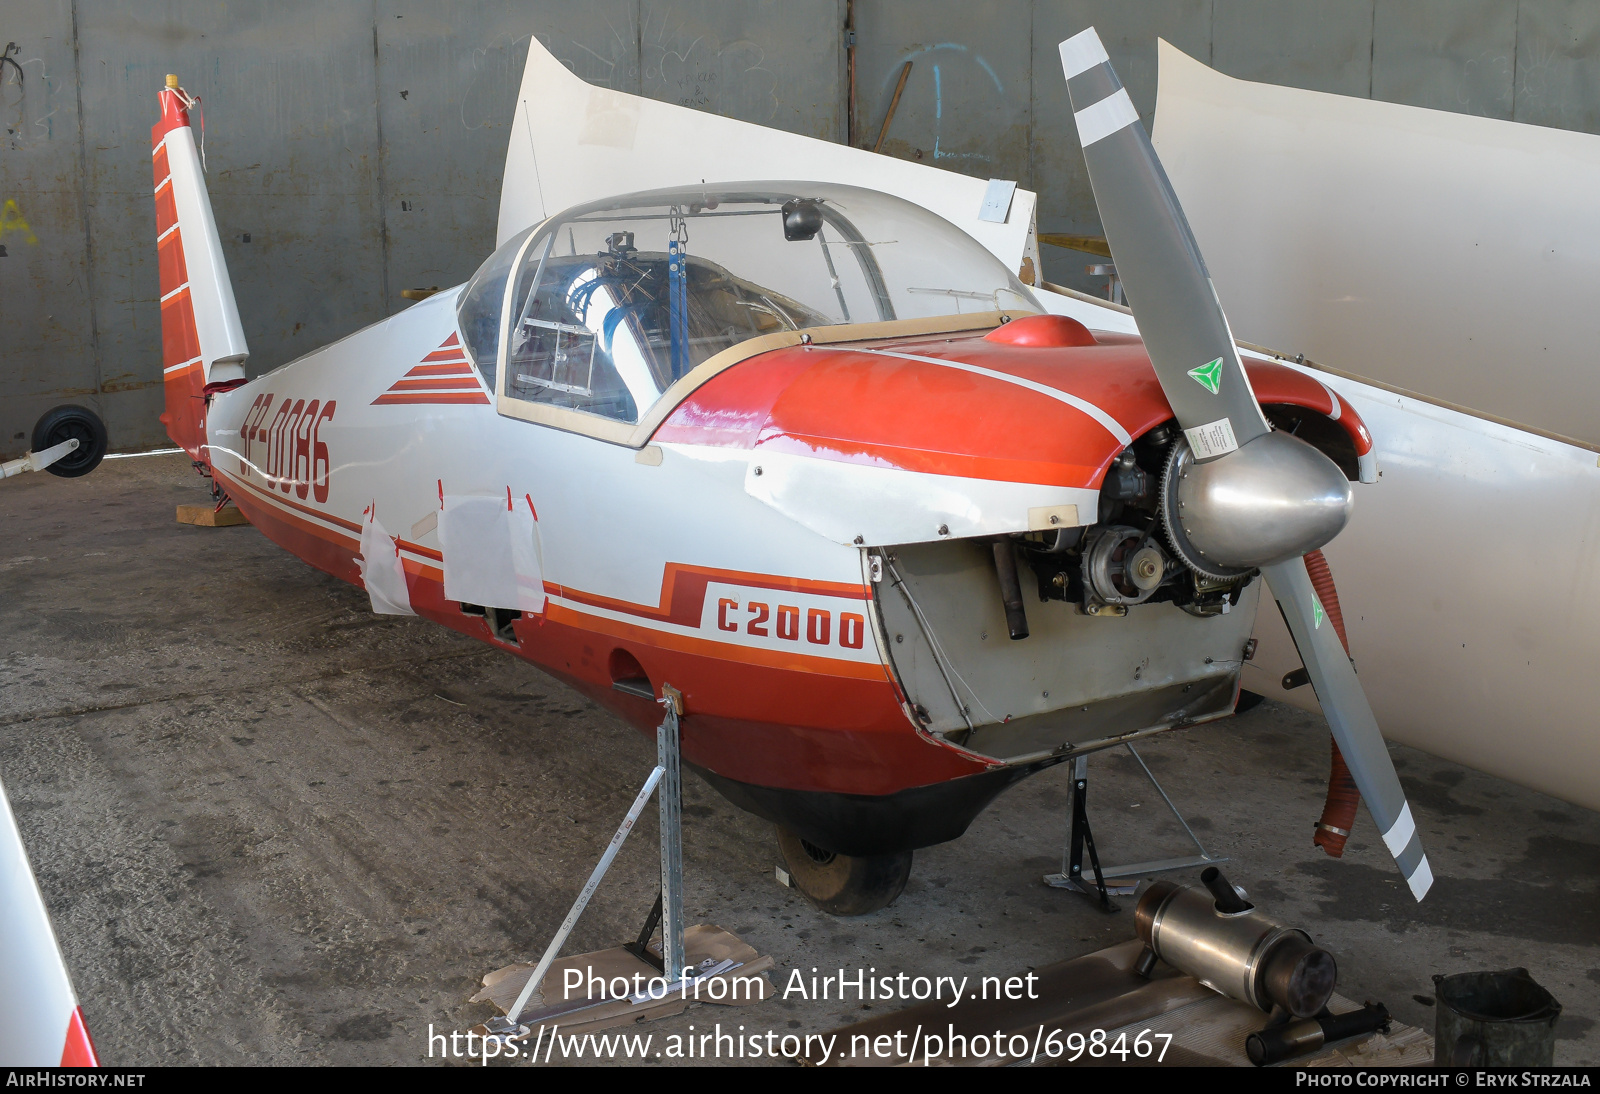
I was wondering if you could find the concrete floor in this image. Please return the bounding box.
[2,453,1595,1066]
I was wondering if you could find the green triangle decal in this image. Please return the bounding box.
[1189,358,1224,394]
[1313,599,1325,629]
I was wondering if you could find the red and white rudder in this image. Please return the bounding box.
[151,73,249,462]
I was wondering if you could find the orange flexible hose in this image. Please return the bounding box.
[1303,549,1361,858]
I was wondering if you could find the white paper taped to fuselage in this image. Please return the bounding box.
[358,510,415,616]
[439,495,545,613]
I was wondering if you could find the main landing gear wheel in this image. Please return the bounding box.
[32,404,108,478]
[776,826,912,916]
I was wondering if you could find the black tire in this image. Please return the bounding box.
[1236,688,1266,714]
[776,825,912,916]
[31,404,108,478]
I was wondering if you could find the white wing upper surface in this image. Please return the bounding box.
[1151,38,1600,449]
[1143,44,1600,810]
[498,38,1040,279]
[0,775,82,1065]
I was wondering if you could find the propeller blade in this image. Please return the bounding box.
[1058,28,1268,459]
[1061,27,1350,574]
[1263,558,1432,901]
[1058,29,1432,900]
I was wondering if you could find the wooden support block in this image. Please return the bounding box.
[176,503,250,527]
[471,925,774,1038]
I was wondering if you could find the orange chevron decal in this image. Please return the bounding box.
[373,391,490,405]
[373,335,488,405]
[388,377,483,392]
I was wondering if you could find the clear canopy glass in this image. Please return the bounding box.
[457,182,1040,425]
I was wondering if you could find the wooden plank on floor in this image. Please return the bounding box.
[471,924,774,1038]
[176,504,249,527]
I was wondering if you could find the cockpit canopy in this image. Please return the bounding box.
[456,182,1040,427]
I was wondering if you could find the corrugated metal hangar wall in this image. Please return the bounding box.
[3,0,1597,456]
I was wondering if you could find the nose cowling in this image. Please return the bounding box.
[1170,431,1354,570]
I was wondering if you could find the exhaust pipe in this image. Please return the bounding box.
[991,539,1029,640]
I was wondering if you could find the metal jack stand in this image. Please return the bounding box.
[1044,742,1225,908]
[487,685,689,1036]
[631,686,685,980]
[1046,754,1122,912]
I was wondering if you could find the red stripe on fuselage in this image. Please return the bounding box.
[544,601,887,681]
[217,469,970,795]
[224,469,362,535]
[386,377,483,392]
[551,563,867,630]
[399,539,443,563]
[372,392,490,405]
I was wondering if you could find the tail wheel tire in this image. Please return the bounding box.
[31,404,108,478]
[776,826,912,916]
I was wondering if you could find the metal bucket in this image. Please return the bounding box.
[1433,968,1562,1066]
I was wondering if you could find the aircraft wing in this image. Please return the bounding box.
[1239,359,1600,815]
[1142,43,1600,813]
[1149,38,1600,450]
[0,774,97,1065]
[499,38,1040,280]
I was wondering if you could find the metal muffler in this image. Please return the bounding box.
[1134,867,1337,1018]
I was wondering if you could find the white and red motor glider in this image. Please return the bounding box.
[146,30,1429,916]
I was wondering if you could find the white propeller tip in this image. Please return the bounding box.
[1060,28,1109,80]
[1406,855,1434,902]
[1380,802,1416,859]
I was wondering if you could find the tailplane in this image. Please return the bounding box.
[151,74,249,463]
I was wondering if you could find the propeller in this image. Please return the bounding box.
[1058,28,1432,901]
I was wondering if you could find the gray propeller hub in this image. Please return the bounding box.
[1164,431,1353,571]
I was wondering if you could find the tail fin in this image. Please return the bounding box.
[151,74,249,462]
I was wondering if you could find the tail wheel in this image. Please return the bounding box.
[776,826,912,916]
[31,405,108,478]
